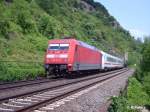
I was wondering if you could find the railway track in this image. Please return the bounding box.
[0,77,63,90]
[0,69,124,91]
[0,69,125,102]
[0,78,47,85]
[0,68,129,112]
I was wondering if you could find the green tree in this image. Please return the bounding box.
[141,37,150,72]
[140,37,150,97]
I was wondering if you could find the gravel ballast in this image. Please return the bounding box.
[35,69,134,112]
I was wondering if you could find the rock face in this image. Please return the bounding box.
[80,0,121,29]
[36,69,134,112]
[80,1,96,12]
[5,0,13,3]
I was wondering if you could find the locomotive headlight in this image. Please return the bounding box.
[59,54,68,58]
[68,64,72,66]
[46,54,55,58]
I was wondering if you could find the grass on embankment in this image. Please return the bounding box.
[108,71,150,112]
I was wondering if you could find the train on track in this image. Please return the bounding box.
[44,38,125,77]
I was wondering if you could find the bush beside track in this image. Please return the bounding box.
[0,60,44,82]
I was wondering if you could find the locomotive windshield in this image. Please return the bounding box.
[48,44,69,50]
[59,44,69,50]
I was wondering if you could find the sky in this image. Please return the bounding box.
[94,0,150,41]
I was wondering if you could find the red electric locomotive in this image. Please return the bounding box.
[44,38,102,76]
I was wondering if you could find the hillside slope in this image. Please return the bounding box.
[0,0,138,81]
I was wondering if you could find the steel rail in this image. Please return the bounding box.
[0,68,127,102]
[0,68,129,112]
[16,69,130,112]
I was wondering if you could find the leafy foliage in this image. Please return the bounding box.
[141,38,150,72]
[127,77,150,105]
[109,38,150,111]
[108,96,129,112]
[16,11,36,33]
[0,0,139,81]
[0,20,10,37]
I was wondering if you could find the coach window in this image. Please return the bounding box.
[118,60,122,63]
[107,57,112,62]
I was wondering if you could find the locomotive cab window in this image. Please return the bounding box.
[48,44,69,50]
[48,44,59,50]
[60,44,69,50]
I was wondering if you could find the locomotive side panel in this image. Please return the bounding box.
[72,44,102,71]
